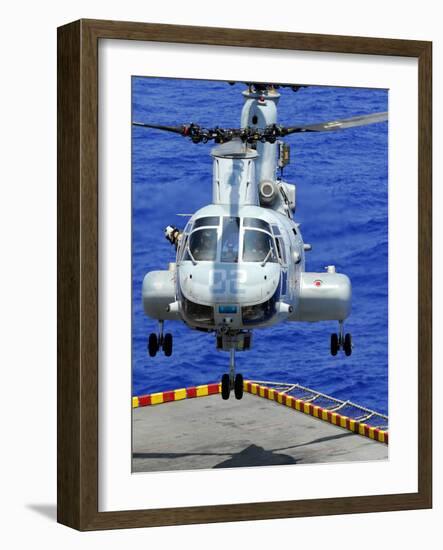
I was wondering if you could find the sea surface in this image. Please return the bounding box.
[132,78,388,415]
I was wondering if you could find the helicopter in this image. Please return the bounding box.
[133,82,388,401]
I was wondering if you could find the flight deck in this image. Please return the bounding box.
[132,381,388,473]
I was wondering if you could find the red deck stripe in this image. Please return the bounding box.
[162,390,175,403]
[186,387,197,398]
[207,383,220,395]
[134,383,222,408]
[138,395,151,407]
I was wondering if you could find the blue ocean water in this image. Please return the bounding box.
[132,78,388,415]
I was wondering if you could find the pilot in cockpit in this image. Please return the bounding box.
[192,229,217,261]
[246,231,270,262]
[221,228,241,263]
[223,241,238,263]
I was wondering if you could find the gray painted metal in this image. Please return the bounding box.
[142,270,179,321]
[291,272,352,321]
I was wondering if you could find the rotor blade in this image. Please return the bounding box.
[285,111,388,134]
[132,122,250,144]
[132,122,186,134]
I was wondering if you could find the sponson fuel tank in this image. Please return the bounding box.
[142,266,180,321]
[289,272,351,322]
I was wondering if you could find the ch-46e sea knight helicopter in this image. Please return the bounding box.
[134,82,387,401]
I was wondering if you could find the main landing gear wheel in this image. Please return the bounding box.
[330,323,352,357]
[148,333,159,357]
[234,373,244,400]
[221,374,231,400]
[221,348,244,400]
[330,333,339,356]
[343,333,352,356]
[163,333,173,357]
[147,321,174,358]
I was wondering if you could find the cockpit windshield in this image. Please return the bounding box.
[243,230,277,263]
[181,216,277,263]
[193,216,219,229]
[188,228,217,261]
[220,217,240,263]
[243,217,271,232]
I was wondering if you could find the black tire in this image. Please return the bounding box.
[330,333,339,356]
[163,333,173,356]
[234,373,244,400]
[344,333,352,356]
[221,373,230,400]
[148,333,158,357]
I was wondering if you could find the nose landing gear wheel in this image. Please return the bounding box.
[343,333,352,356]
[148,333,159,357]
[234,373,244,400]
[163,333,173,356]
[330,333,339,356]
[221,373,231,400]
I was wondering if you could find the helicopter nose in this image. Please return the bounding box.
[179,262,280,305]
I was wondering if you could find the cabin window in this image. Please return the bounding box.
[220,216,240,263]
[187,228,217,261]
[242,230,277,263]
[271,224,281,236]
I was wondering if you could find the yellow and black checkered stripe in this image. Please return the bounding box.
[244,381,388,444]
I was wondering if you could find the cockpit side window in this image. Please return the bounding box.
[271,224,281,236]
[275,237,286,264]
[243,230,277,263]
[188,228,217,261]
[220,216,240,263]
[178,234,188,262]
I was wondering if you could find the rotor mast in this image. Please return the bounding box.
[241,85,281,184]
[209,85,283,209]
